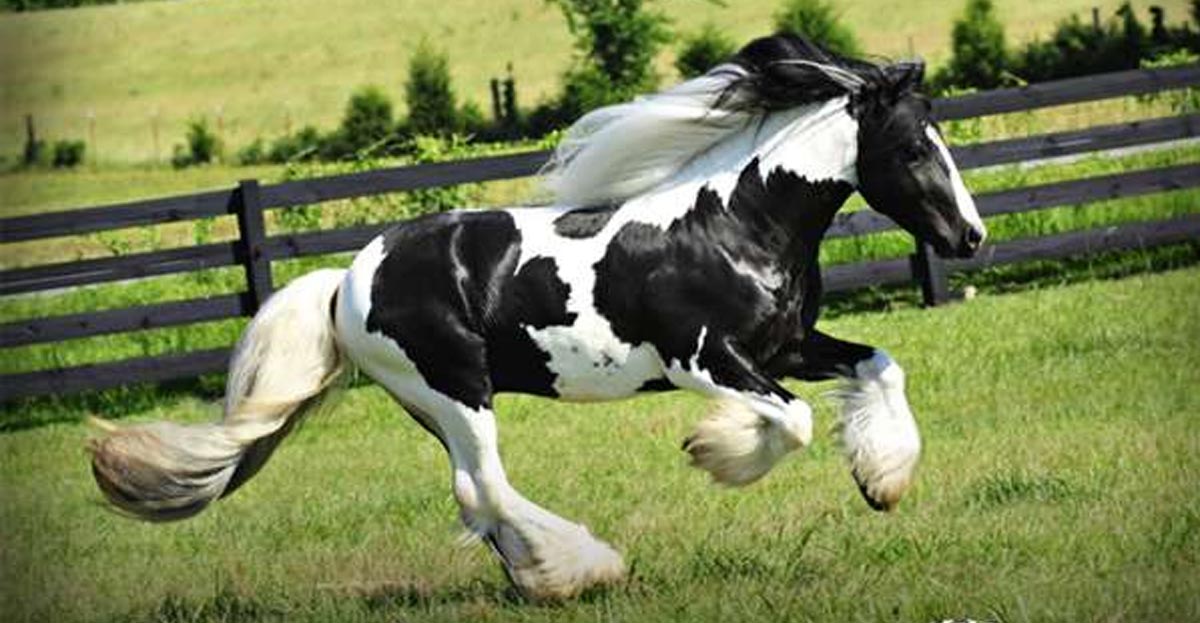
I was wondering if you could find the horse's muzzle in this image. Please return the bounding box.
[953,225,985,258]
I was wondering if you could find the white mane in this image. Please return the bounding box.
[541,58,870,207]
[541,65,758,207]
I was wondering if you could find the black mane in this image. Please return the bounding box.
[720,33,891,112]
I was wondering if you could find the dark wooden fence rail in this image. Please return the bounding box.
[2,65,1199,401]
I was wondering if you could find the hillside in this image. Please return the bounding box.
[0,0,1191,164]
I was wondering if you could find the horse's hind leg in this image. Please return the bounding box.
[366,368,625,601]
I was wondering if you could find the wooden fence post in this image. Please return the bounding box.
[909,240,950,306]
[234,179,273,314]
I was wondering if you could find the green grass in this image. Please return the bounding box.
[0,163,285,218]
[2,266,1198,622]
[1,0,1190,164]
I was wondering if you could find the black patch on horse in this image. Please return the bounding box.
[553,204,619,239]
[366,211,574,409]
[592,159,852,376]
[485,256,577,396]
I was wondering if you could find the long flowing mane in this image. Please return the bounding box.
[541,34,891,206]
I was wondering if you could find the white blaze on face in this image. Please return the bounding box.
[925,125,986,240]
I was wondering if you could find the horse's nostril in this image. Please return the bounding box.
[966,227,984,247]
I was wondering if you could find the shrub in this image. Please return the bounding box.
[406,40,459,135]
[557,64,622,122]
[51,139,86,168]
[932,0,1010,92]
[236,138,267,165]
[457,100,489,136]
[1005,3,1199,86]
[548,0,670,123]
[267,125,322,163]
[171,118,222,168]
[336,85,396,154]
[676,23,737,78]
[773,0,861,57]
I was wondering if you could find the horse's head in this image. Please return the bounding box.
[854,63,986,258]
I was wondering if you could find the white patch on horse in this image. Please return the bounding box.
[926,125,986,237]
[526,318,665,400]
[757,96,859,185]
[620,96,859,232]
[505,208,666,400]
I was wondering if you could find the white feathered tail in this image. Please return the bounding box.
[89,269,348,521]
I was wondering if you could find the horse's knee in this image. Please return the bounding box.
[453,469,482,514]
[854,349,905,389]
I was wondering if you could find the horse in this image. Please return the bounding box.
[88,34,986,601]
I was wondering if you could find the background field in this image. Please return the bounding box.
[0,0,1192,164]
[2,266,1198,623]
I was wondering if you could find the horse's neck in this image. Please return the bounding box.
[621,97,858,259]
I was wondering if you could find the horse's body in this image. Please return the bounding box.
[90,35,986,601]
[340,95,857,407]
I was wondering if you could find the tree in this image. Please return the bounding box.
[938,0,1009,90]
[406,40,459,135]
[676,22,737,78]
[548,0,671,116]
[773,0,862,57]
[339,86,395,152]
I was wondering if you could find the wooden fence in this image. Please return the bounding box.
[2,65,1199,401]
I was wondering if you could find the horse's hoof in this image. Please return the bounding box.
[490,520,626,602]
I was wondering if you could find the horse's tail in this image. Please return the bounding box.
[88,268,349,522]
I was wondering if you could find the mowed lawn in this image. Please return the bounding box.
[1,266,1198,622]
[1,0,1191,164]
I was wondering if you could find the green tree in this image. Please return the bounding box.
[938,0,1009,90]
[549,0,671,116]
[339,86,394,153]
[405,40,459,135]
[676,22,737,78]
[171,118,222,168]
[773,0,861,57]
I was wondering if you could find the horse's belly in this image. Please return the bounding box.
[522,316,666,402]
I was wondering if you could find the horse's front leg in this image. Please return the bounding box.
[666,330,813,486]
[766,330,921,511]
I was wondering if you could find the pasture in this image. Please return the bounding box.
[2,265,1198,622]
[0,0,1192,164]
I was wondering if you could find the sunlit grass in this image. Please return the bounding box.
[2,266,1197,622]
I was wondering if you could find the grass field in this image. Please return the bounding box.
[1,0,1192,164]
[2,266,1198,622]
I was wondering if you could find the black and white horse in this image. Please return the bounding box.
[90,35,985,601]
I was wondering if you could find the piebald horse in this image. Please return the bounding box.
[90,34,985,601]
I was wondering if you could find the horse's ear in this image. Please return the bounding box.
[885,60,925,94]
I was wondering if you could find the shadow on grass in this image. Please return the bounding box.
[102,578,527,623]
[102,587,285,623]
[345,577,517,611]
